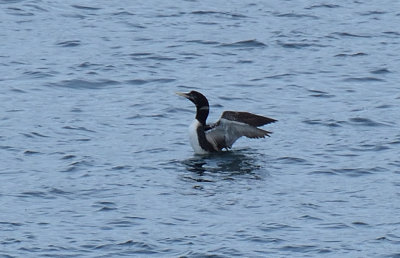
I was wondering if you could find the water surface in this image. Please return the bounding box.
[1,0,400,257]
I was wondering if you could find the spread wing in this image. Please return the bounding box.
[205,111,275,150]
[221,111,276,126]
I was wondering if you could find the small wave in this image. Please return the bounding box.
[129,53,176,61]
[219,39,266,48]
[306,4,341,9]
[23,70,56,78]
[389,139,400,145]
[112,11,135,16]
[56,40,81,47]
[299,215,322,221]
[307,89,335,98]
[0,0,24,3]
[276,156,308,164]
[50,79,120,89]
[302,119,343,127]
[236,60,253,64]
[19,191,51,198]
[48,187,72,195]
[351,145,390,152]
[0,221,23,227]
[77,62,102,68]
[376,104,392,109]
[348,117,386,127]
[147,55,176,61]
[32,132,49,137]
[62,160,93,173]
[62,126,96,132]
[318,222,351,229]
[332,32,372,38]
[264,73,294,79]
[125,79,149,85]
[23,150,40,155]
[343,77,384,82]
[383,31,400,37]
[71,5,101,11]
[370,68,391,74]
[156,12,185,18]
[191,10,247,18]
[0,145,18,152]
[259,222,299,232]
[129,52,152,57]
[277,41,326,49]
[359,11,386,16]
[9,88,27,93]
[97,207,117,212]
[334,52,367,57]
[6,7,34,16]
[311,167,376,177]
[111,165,132,170]
[274,12,319,19]
[352,221,370,227]
[333,168,373,177]
[21,132,49,138]
[61,154,76,160]
[125,78,175,85]
[107,220,134,227]
[279,244,318,253]
[309,170,338,176]
[185,39,220,45]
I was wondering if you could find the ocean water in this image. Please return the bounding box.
[1,0,400,257]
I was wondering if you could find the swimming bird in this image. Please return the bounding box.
[177,90,276,154]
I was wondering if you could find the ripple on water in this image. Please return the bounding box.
[334,52,368,57]
[180,151,265,179]
[331,32,372,38]
[343,77,385,82]
[307,89,335,98]
[49,79,120,89]
[276,156,309,164]
[306,4,341,9]
[185,39,220,45]
[93,201,117,212]
[23,150,40,155]
[125,78,176,85]
[370,68,391,74]
[6,7,34,16]
[277,41,327,49]
[56,40,81,47]
[81,240,158,254]
[348,117,387,127]
[278,244,319,254]
[350,144,390,152]
[302,119,344,127]
[219,39,267,48]
[310,168,374,177]
[191,10,247,19]
[274,12,319,19]
[71,5,101,11]
[62,159,93,173]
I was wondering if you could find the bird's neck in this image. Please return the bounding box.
[195,105,209,125]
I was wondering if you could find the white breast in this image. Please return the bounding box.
[188,120,209,154]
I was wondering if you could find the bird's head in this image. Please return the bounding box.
[176,90,209,108]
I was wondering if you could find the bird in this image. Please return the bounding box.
[176,90,276,154]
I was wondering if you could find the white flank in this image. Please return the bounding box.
[188,120,209,154]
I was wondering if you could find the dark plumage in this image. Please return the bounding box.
[177,90,276,154]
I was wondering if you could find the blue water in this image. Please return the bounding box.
[1,1,400,257]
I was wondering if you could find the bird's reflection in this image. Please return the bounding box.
[181,149,263,181]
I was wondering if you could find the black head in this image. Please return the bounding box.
[176,90,210,124]
[176,90,209,108]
